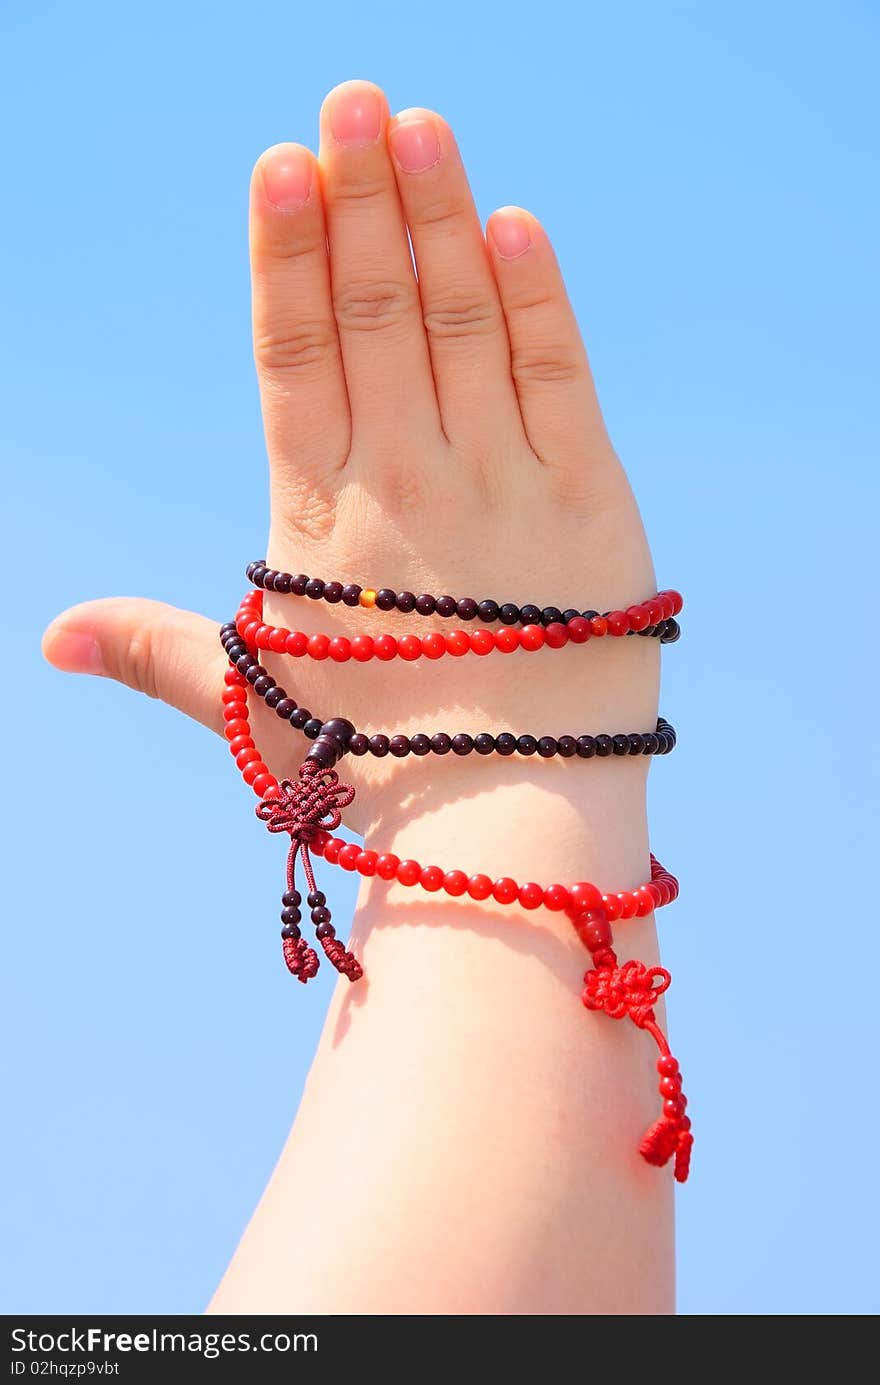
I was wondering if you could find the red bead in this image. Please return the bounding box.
[228,735,255,755]
[422,632,446,660]
[251,772,274,797]
[590,615,608,637]
[420,865,444,891]
[606,610,629,636]
[492,877,518,905]
[307,633,330,660]
[254,625,270,648]
[645,598,665,625]
[601,893,622,920]
[268,628,288,653]
[223,702,246,721]
[616,891,637,919]
[519,624,545,652]
[575,912,613,952]
[518,881,544,910]
[634,887,654,917]
[285,630,308,657]
[224,719,249,741]
[626,604,649,632]
[398,634,422,661]
[665,590,684,616]
[373,634,398,661]
[566,617,591,644]
[467,873,493,900]
[469,629,494,656]
[356,849,378,876]
[235,748,260,769]
[242,620,261,644]
[569,881,602,912]
[338,842,361,871]
[543,883,570,911]
[444,630,470,657]
[663,1099,684,1120]
[310,830,330,852]
[659,1076,682,1099]
[646,881,663,907]
[351,635,375,662]
[443,870,468,896]
[375,853,400,880]
[329,636,352,662]
[396,859,421,886]
[222,687,244,705]
[323,838,343,864]
[494,627,520,653]
[224,668,243,686]
[544,622,569,649]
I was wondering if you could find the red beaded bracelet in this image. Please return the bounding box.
[247,558,683,635]
[234,587,683,663]
[221,664,692,1182]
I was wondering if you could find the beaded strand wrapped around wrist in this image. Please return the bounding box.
[220,621,677,760]
[237,583,681,663]
[220,561,692,1183]
[246,559,683,639]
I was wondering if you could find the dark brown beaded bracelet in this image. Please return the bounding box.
[219,623,677,759]
[246,561,682,642]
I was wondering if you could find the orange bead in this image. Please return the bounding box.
[359,588,378,608]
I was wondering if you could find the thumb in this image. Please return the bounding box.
[42,597,226,735]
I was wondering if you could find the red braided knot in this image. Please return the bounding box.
[582,955,671,1025]
[583,949,692,1182]
[257,761,362,984]
[281,935,319,984]
[256,761,355,841]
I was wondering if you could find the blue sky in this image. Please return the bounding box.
[2,0,878,1314]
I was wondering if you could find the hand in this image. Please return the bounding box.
[43,80,659,835]
[45,82,673,1312]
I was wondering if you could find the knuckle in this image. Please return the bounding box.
[331,175,394,209]
[510,346,584,385]
[261,234,321,265]
[410,196,467,231]
[507,288,558,315]
[123,627,160,701]
[423,296,503,342]
[332,279,416,335]
[255,321,339,373]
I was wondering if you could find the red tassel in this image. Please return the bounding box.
[320,934,363,982]
[579,940,693,1182]
[640,1116,681,1167]
[282,935,319,983]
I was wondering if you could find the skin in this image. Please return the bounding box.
[43,80,674,1314]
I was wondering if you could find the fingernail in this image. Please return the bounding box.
[490,210,532,260]
[328,86,382,146]
[390,118,441,174]
[44,627,105,675]
[260,147,313,210]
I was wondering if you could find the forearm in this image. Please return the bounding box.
[210,648,673,1315]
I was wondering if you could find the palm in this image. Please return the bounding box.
[46,80,659,832]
